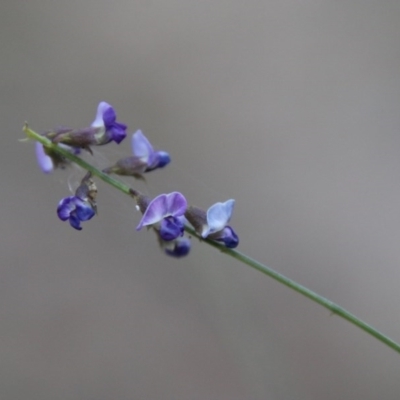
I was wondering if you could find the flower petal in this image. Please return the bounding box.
[68,213,82,230]
[159,216,184,241]
[91,102,127,144]
[131,130,154,164]
[102,105,117,128]
[91,101,111,128]
[136,193,169,229]
[57,196,76,221]
[75,199,95,221]
[204,199,235,237]
[108,122,127,144]
[35,142,53,173]
[165,192,187,217]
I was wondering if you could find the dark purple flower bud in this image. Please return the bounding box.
[164,237,191,257]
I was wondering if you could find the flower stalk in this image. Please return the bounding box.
[23,123,400,354]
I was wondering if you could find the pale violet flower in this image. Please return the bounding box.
[132,130,171,171]
[136,192,187,241]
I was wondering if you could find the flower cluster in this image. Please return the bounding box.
[134,192,238,257]
[33,101,239,257]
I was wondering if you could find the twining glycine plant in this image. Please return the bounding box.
[33,101,239,257]
[24,101,400,354]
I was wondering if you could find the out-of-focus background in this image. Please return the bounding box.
[1,1,400,399]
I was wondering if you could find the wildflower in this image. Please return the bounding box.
[136,192,187,241]
[134,191,191,257]
[57,172,97,230]
[132,130,170,172]
[185,199,239,248]
[103,130,170,178]
[91,101,127,145]
[51,102,127,150]
[35,142,81,174]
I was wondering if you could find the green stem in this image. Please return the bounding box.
[24,124,400,354]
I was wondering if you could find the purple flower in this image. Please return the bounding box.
[132,130,171,171]
[185,199,239,248]
[102,130,171,178]
[57,196,95,230]
[56,172,97,230]
[164,237,191,257]
[136,192,187,241]
[35,142,80,174]
[50,102,127,150]
[91,102,127,144]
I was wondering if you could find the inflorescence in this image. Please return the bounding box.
[33,101,239,257]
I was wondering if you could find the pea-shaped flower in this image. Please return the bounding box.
[57,172,97,230]
[185,199,239,248]
[57,196,95,230]
[132,130,171,172]
[136,192,187,241]
[103,130,171,178]
[90,101,127,145]
[51,102,127,150]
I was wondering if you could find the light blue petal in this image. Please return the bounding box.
[205,199,235,236]
[131,130,154,164]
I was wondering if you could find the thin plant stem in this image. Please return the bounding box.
[24,124,400,354]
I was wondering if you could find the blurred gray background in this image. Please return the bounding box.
[2,1,400,399]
